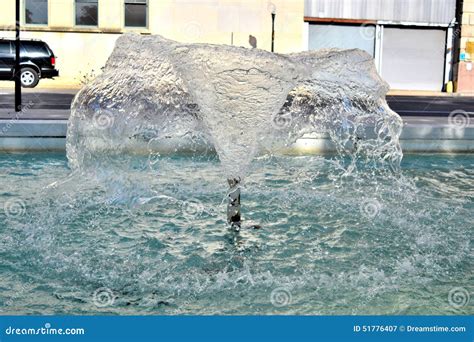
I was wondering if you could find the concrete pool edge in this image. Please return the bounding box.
[0,118,473,153]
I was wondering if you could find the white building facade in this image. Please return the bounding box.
[304,0,458,91]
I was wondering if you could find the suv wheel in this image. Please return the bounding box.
[20,68,39,88]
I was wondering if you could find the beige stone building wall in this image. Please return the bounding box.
[457,0,474,92]
[0,0,305,87]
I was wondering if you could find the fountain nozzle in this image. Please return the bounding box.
[227,177,241,230]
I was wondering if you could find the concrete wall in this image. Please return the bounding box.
[2,118,472,153]
[0,0,305,87]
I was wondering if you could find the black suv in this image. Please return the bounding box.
[0,38,59,88]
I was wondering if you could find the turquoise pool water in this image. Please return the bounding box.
[0,153,472,315]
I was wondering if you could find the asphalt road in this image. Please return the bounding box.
[386,95,474,117]
[0,89,75,110]
[0,89,473,120]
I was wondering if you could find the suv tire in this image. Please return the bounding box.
[20,67,39,88]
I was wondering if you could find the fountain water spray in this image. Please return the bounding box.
[66,34,403,227]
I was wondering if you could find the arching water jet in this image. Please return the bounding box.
[66,34,403,227]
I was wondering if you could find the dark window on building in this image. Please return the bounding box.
[25,0,48,25]
[125,0,147,27]
[76,0,98,26]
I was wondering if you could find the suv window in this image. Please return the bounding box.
[21,42,49,57]
[0,42,11,55]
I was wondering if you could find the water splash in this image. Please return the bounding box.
[66,34,402,179]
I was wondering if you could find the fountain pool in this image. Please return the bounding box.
[0,34,471,316]
[0,152,472,315]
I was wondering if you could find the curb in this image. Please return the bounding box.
[0,118,472,153]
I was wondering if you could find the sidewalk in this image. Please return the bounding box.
[3,85,473,97]
[0,87,79,94]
